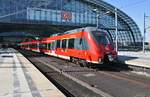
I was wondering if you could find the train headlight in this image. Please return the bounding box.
[99,58,104,64]
[108,55,114,62]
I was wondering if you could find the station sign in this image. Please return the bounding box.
[61,11,72,21]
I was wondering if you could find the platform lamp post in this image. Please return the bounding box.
[143,13,150,53]
[115,8,118,52]
[92,8,110,28]
[35,37,40,51]
[92,8,100,28]
[143,13,146,53]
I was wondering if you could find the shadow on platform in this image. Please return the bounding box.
[118,55,138,61]
[91,62,133,72]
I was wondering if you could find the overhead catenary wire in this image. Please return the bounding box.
[0,9,26,19]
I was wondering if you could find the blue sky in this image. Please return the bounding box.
[105,0,150,42]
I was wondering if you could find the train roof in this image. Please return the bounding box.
[21,39,40,44]
[29,27,109,44]
[64,27,107,34]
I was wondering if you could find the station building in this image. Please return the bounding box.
[0,0,142,50]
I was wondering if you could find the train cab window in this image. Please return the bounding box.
[56,40,60,48]
[61,39,67,48]
[92,31,111,45]
[68,38,74,49]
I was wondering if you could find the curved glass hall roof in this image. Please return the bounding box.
[0,0,142,50]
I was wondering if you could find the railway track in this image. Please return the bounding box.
[17,51,75,97]
[19,49,150,97]
[18,49,102,97]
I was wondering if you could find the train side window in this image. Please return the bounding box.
[44,44,47,50]
[82,38,89,50]
[48,43,51,50]
[33,44,37,48]
[46,43,48,49]
[42,44,45,49]
[74,38,89,50]
[74,38,82,50]
[68,38,74,49]
[31,44,33,48]
[62,39,67,48]
[54,41,57,49]
[51,42,54,50]
[29,44,31,48]
[35,43,37,48]
[56,40,60,48]
[51,41,56,50]
[39,43,42,49]
[35,44,37,48]
[31,44,32,48]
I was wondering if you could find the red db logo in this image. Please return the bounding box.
[61,11,72,21]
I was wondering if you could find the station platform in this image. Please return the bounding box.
[0,48,65,97]
[118,51,150,68]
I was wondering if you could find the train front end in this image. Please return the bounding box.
[86,27,117,64]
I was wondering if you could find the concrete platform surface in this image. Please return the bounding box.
[118,51,150,68]
[0,48,66,97]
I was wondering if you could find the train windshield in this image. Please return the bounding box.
[92,31,111,45]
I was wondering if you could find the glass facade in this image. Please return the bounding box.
[0,0,142,50]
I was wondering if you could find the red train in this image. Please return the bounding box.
[20,27,117,66]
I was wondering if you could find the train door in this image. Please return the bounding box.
[48,43,51,53]
[50,41,57,56]
[58,39,69,59]
[74,37,89,60]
